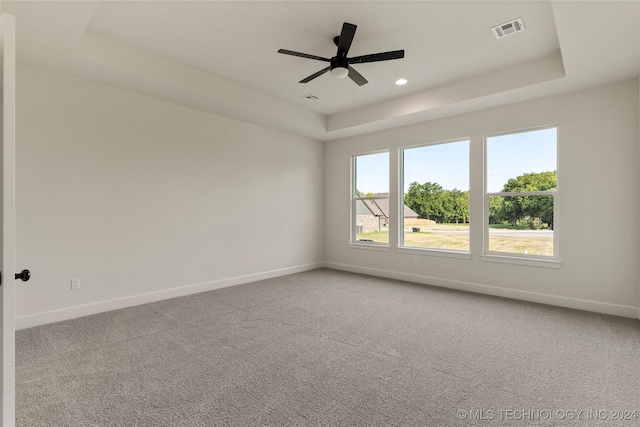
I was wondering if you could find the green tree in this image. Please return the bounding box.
[404,182,469,224]
[405,181,444,221]
[488,196,505,224]
[502,171,556,193]
[499,171,556,229]
[449,189,469,223]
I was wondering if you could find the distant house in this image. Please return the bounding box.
[356,193,419,233]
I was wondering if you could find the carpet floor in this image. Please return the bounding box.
[16,269,640,426]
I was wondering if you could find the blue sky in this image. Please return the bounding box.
[486,128,557,192]
[355,128,557,194]
[404,140,469,192]
[356,152,389,193]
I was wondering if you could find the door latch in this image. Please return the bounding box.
[0,269,31,285]
[15,269,30,282]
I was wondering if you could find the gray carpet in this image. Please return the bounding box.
[16,269,640,426]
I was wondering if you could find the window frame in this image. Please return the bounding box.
[482,125,561,267]
[398,138,471,259]
[350,150,391,250]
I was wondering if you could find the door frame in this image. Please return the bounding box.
[1,12,17,427]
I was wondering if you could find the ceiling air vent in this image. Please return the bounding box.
[301,94,319,101]
[491,18,525,39]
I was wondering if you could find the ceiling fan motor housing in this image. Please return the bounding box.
[330,56,349,78]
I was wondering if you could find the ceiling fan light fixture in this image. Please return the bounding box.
[330,67,349,79]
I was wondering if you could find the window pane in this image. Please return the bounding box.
[354,152,389,244]
[488,195,554,256]
[486,128,557,193]
[355,197,389,243]
[402,140,469,251]
[355,152,389,196]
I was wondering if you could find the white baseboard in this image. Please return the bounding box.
[16,262,324,330]
[325,262,640,320]
[15,261,640,328]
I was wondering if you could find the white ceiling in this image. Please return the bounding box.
[2,1,639,141]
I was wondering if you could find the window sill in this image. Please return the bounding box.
[349,243,391,252]
[397,247,471,260]
[481,254,562,269]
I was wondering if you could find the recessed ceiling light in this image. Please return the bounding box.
[395,78,408,86]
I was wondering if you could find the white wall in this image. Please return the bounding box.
[15,65,324,327]
[325,79,640,318]
[13,66,640,326]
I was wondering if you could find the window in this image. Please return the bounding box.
[485,127,557,259]
[401,140,470,252]
[352,152,389,245]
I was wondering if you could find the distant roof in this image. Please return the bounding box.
[403,205,419,218]
[359,194,418,218]
[360,199,385,217]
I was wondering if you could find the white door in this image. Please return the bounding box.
[0,12,16,427]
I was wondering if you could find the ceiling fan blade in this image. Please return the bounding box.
[348,66,368,86]
[349,50,405,64]
[300,66,331,83]
[278,49,330,62]
[337,22,357,55]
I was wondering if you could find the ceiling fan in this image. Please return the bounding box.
[278,22,405,86]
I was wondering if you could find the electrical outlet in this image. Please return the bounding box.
[71,279,81,290]
[293,250,298,257]
[413,256,419,264]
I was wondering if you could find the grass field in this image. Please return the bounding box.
[356,224,553,256]
[404,232,470,251]
[487,235,552,256]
